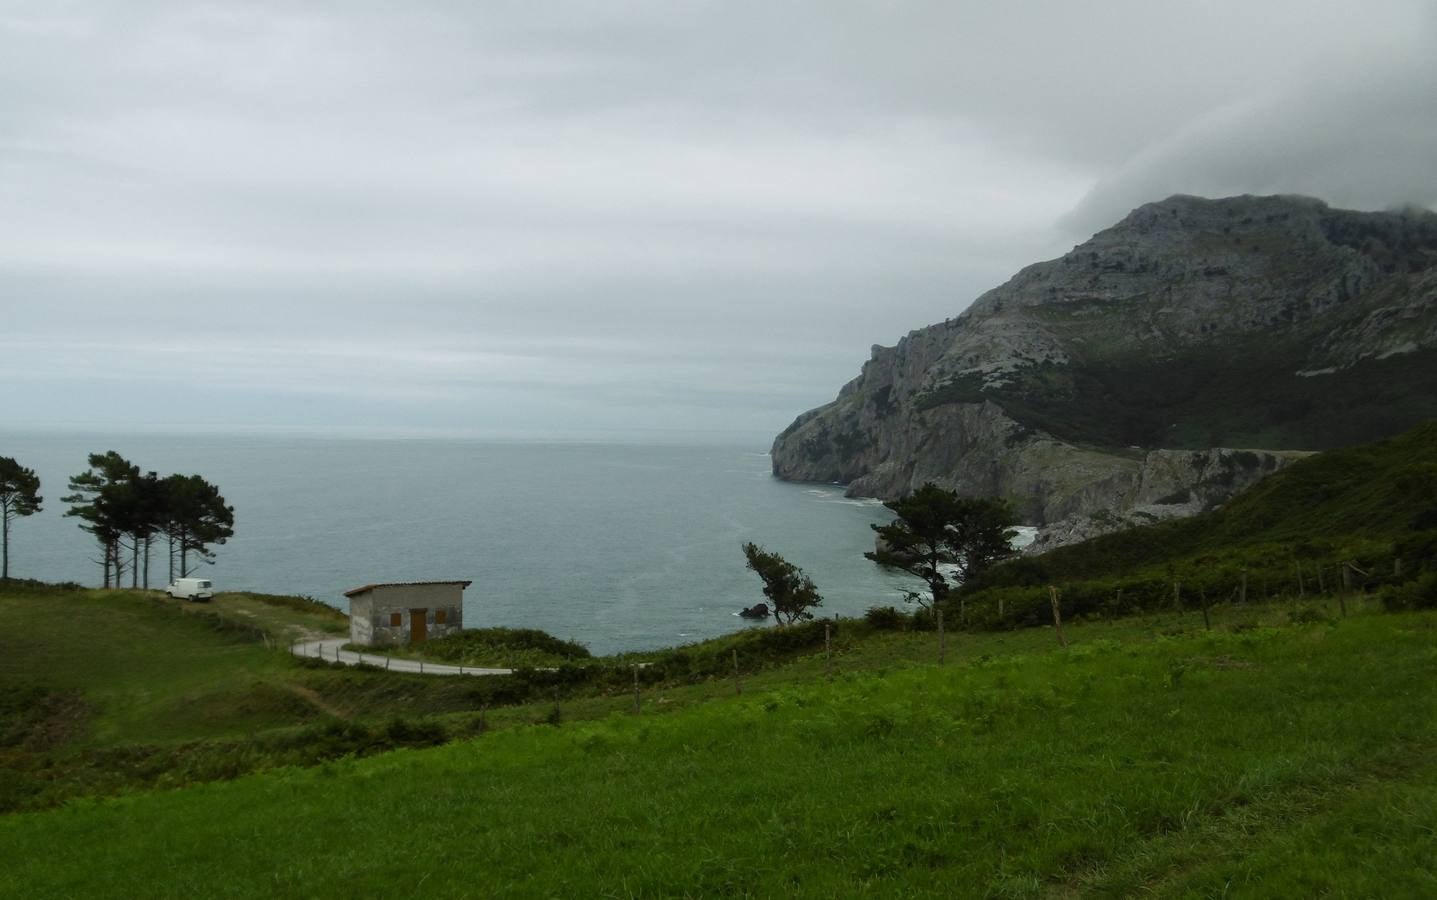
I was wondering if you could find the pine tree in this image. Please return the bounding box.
[741,543,823,626]
[160,474,235,578]
[865,483,1016,611]
[0,456,43,580]
[64,451,140,588]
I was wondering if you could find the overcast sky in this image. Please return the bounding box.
[3,1,1434,439]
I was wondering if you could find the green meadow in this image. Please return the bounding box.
[2,605,1435,898]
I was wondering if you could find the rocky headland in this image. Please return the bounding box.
[772,194,1437,548]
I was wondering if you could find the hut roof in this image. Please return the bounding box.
[343,580,472,598]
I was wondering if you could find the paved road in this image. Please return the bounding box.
[290,638,513,677]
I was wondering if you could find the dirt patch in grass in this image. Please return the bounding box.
[0,685,89,753]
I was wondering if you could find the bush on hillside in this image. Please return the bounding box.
[863,606,907,630]
[1382,573,1437,611]
[415,628,592,668]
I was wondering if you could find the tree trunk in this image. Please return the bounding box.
[143,535,151,590]
[131,539,139,589]
[2,511,9,580]
[167,532,175,584]
[930,579,947,608]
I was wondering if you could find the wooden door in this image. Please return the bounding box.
[410,609,428,643]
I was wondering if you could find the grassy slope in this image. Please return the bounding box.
[0,587,315,746]
[0,585,554,812]
[965,421,1437,618]
[2,609,1433,898]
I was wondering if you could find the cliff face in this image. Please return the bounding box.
[772,194,1437,545]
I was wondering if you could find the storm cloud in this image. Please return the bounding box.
[3,1,1433,436]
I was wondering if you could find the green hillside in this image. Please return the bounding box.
[0,585,552,813]
[961,420,1437,625]
[2,609,1434,898]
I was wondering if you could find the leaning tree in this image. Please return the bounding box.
[0,456,43,580]
[741,542,823,626]
[865,482,1016,611]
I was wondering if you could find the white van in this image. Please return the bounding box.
[166,577,215,601]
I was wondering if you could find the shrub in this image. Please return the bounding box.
[864,606,907,630]
[1288,606,1332,625]
[1382,573,1437,611]
[380,717,448,748]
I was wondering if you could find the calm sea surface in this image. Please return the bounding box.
[1,431,923,654]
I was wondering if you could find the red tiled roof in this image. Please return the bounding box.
[343,580,473,598]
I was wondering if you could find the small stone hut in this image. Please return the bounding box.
[344,580,471,647]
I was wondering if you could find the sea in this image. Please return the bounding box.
[1,430,941,655]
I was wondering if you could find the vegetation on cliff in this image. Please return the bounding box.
[959,419,1437,627]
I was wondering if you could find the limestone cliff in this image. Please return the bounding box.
[772,194,1437,546]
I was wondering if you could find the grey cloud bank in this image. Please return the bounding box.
[3,1,1433,437]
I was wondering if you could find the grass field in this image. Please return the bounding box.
[2,605,1433,898]
[0,583,535,812]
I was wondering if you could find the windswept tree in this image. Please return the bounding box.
[865,483,1016,611]
[742,542,823,626]
[64,451,140,588]
[64,454,235,589]
[160,473,235,579]
[0,456,43,580]
[124,471,166,589]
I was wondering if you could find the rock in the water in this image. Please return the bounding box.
[738,603,770,619]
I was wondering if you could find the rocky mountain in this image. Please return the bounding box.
[772,194,1437,547]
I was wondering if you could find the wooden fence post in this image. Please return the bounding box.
[1395,558,1403,578]
[824,623,833,681]
[1049,585,1068,649]
[1173,580,1182,611]
[1295,560,1305,597]
[632,665,641,714]
[1240,570,1248,605]
[937,609,946,664]
[1200,586,1211,631]
[1316,564,1326,595]
[998,596,1005,620]
[732,649,742,695]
